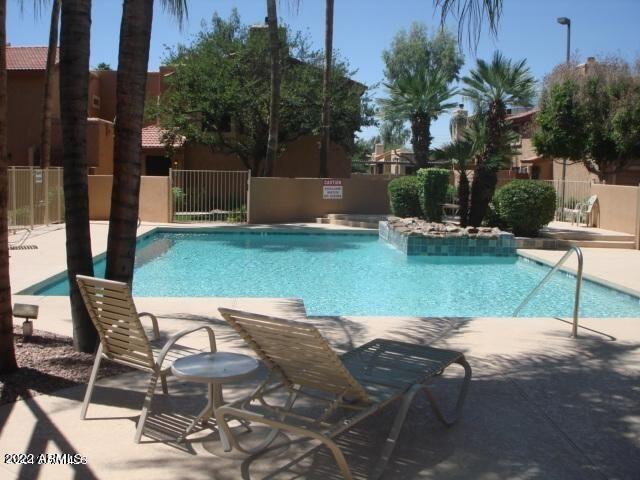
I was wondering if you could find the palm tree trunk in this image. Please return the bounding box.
[60,0,97,352]
[105,0,153,285]
[264,0,280,177]
[469,101,504,225]
[319,0,334,178]
[458,169,469,227]
[411,114,430,168]
[40,0,60,168]
[468,164,497,226]
[0,0,17,373]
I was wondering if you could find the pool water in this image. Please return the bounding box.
[33,232,640,317]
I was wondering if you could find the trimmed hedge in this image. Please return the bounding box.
[492,180,556,236]
[417,168,450,222]
[388,176,422,218]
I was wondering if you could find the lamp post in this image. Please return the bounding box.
[557,17,571,220]
[557,17,571,64]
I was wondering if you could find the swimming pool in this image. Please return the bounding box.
[29,231,640,317]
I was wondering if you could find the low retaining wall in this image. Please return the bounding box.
[248,175,396,223]
[590,184,639,235]
[379,221,516,257]
[88,175,170,223]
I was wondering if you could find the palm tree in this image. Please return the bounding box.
[105,0,187,285]
[59,0,97,352]
[379,67,458,168]
[0,0,17,373]
[319,0,334,178]
[264,0,280,177]
[40,0,60,168]
[461,52,535,226]
[434,138,475,227]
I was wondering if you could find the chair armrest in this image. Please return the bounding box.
[138,312,160,340]
[156,326,217,368]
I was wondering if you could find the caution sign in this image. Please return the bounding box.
[322,179,343,200]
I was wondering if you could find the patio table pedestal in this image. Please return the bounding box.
[171,351,260,452]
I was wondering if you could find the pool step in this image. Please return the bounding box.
[563,239,636,249]
[541,230,634,242]
[540,228,635,249]
[316,214,388,229]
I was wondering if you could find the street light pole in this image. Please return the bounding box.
[557,17,571,220]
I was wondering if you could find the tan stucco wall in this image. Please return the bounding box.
[248,175,393,223]
[554,160,599,184]
[88,175,112,220]
[183,135,350,178]
[86,119,114,174]
[590,184,640,236]
[88,175,169,222]
[7,70,59,165]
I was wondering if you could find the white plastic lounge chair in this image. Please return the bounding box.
[217,308,472,480]
[76,275,216,443]
[565,194,598,226]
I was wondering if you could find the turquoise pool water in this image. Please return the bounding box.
[31,231,640,317]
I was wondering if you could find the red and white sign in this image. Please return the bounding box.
[322,179,343,200]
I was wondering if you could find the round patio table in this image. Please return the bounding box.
[171,351,260,452]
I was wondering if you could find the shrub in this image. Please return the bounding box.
[492,180,556,236]
[388,176,421,218]
[417,168,450,222]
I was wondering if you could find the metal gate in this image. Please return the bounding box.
[169,169,250,223]
[8,166,65,228]
[542,179,592,222]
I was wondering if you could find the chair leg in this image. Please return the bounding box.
[80,344,103,420]
[422,357,472,427]
[134,374,159,443]
[371,384,422,480]
[160,374,168,395]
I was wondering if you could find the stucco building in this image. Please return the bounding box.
[7,45,357,178]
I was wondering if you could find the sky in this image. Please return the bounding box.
[7,0,640,148]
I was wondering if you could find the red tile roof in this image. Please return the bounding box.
[507,108,538,123]
[7,46,59,71]
[141,125,185,149]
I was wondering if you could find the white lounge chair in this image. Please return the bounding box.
[76,275,216,443]
[565,194,598,226]
[217,308,472,480]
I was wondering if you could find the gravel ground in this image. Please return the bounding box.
[0,328,133,405]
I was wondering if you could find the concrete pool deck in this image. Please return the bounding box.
[3,222,640,479]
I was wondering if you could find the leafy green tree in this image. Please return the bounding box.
[377,119,410,149]
[153,11,373,177]
[462,52,535,226]
[351,137,372,173]
[534,58,640,182]
[379,23,462,168]
[95,62,112,71]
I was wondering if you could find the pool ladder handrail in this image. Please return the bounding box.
[513,246,584,338]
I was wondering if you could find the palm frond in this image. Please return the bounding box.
[159,0,188,28]
[434,0,503,51]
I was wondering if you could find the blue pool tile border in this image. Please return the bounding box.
[379,221,517,257]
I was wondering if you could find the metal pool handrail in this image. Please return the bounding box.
[513,246,584,338]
